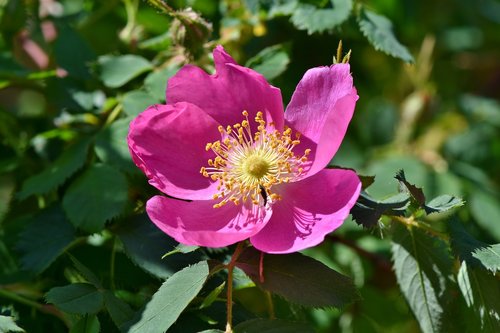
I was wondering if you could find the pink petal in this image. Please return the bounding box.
[285,64,358,177]
[167,45,284,131]
[127,102,221,200]
[146,196,272,248]
[250,168,361,253]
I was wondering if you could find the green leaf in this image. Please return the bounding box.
[391,225,452,333]
[53,22,96,79]
[69,255,103,289]
[138,31,171,51]
[128,261,210,333]
[62,164,128,232]
[290,0,353,34]
[234,318,314,333]
[449,219,500,273]
[144,66,179,101]
[103,290,135,330]
[351,191,410,228]
[473,245,500,273]
[457,262,500,332]
[424,195,464,214]
[460,94,500,127]
[17,138,91,200]
[246,45,290,81]
[16,206,75,273]
[358,8,414,63]
[0,315,24,332]
[69,315,100,333]
[199,282,225,309]
[469,190,500,242]
[45,283,104,315]
[117,214,202,279]
[122,90,157,117]
[95,118,136,173]
[235,248,359,308]
[395,169,426,206]
[98,55,153,88]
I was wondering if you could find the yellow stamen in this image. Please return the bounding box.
[201,111,310,208]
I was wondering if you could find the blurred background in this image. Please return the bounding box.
[0,0,499,332]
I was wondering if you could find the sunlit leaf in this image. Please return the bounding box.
[46,283,104,315]
[122,90,157,117]
[246,45,290,81]
[236,248,359,308]
[98,55,152,88]
[290,0,353,34]
[144,66,179,101]
[457,262,500,332]
[0,315,24,332]
[424,195,464,214]
[95,117,136,173]
[391,224,452,333]
[128,261,210,333]
[358,8,414,63]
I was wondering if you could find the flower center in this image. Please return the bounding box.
[200,111,310,208]
[243,155,269,179]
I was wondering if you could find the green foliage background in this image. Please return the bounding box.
[0,0,499,332]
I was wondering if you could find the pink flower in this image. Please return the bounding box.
[127,46,361,254]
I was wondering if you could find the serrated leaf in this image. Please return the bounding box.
[16,206,75,273]
[235,248,359,308]
[449,219,500,273]
[46,283,104,315]
[62,164,127,233]
[234,318,314,333]
[395,169,426,206]
[144,66,179,101]
[268,0,299,18]
[457,262,500,332]
[472,245,500,273]
[95,118,136,173]
[351,191,410,228]
[17,138,91,200]
[246,45,290,81]
[424,195,464,214]
[117,214,202,279]
[128,261,210,333]
[103,290,134,330]
[290,0,353,34]
[391,224,452,333]
[98,55,152,88]
[122,90,157,117]
[69,315,100,333]
[358,8,414,63]
[69,255,103,289]
[0,315,24,332]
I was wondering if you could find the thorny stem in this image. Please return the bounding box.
[110,237,117,291]
[225,242,246,333]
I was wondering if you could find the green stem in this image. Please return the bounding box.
[225,242,245,333]
[0,288,69,325]
[110,237,117,291]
